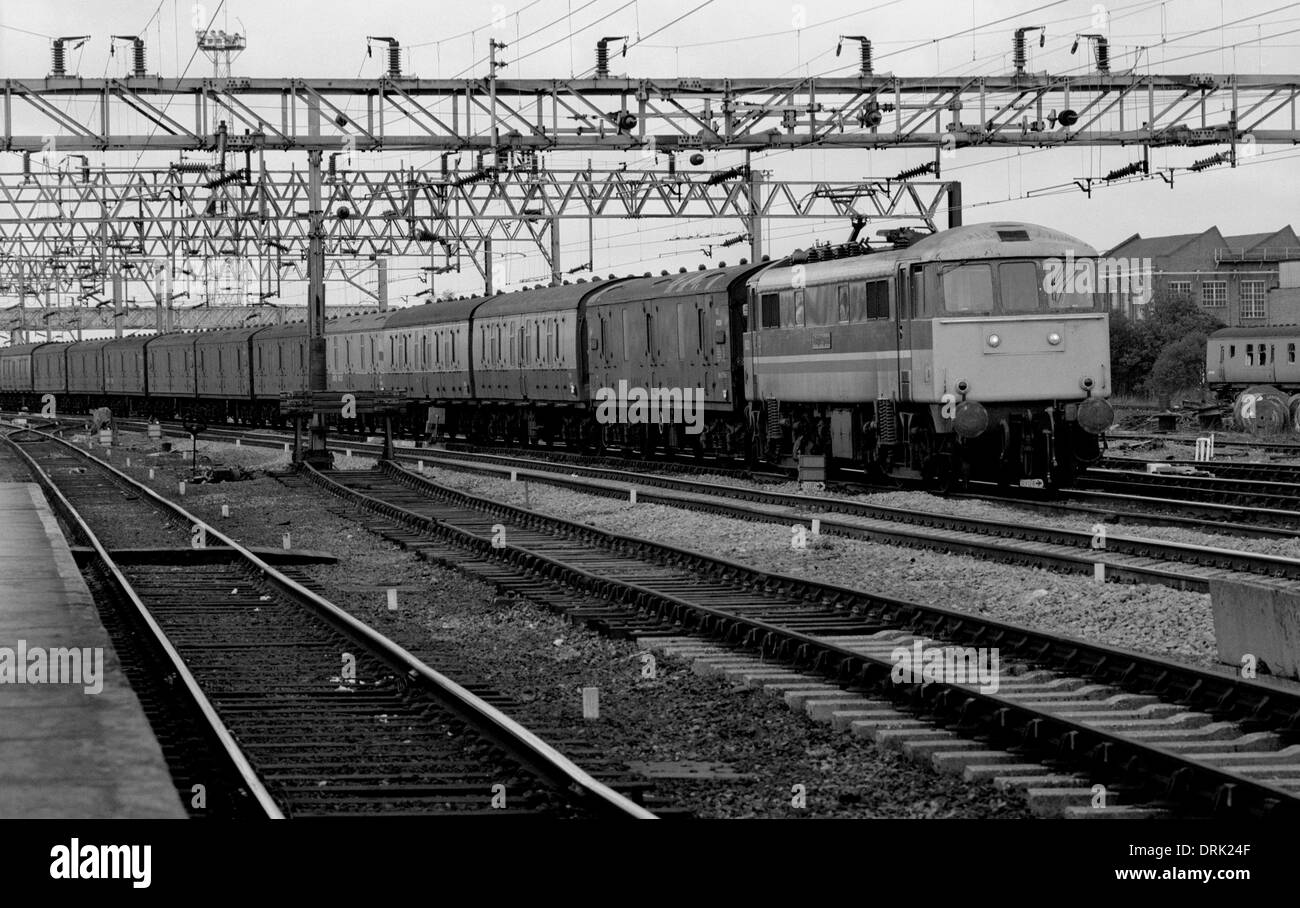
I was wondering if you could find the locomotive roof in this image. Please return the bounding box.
[752,222,1097,291]
[902,222,1097,261]
[1209,325,1300,338]
[589,264,763,304]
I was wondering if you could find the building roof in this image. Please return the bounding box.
[1105,225,1299,261]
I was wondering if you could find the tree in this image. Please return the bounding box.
[1108,289,1224,396]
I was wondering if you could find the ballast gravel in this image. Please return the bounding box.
[75,430,1032,819]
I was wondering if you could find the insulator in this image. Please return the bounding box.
[1103,160,1144,181]
[22,152,30,177]
[860,39,873,76]
[895,161,936,181]
[387,43,401,77]
[132,38,146,77]
[1013,32,1027,73]
[596,43,609,78]
[52,42,66,77]
[1095,38,1110,73]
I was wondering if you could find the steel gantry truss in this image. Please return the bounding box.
[0,163,960,288]
[4,68,1298,462]
[3,73,1300,152]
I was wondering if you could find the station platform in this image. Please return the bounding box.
[0,477,186,818]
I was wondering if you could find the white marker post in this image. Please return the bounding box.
[148,468,155,479]
[811,518,821,536]
[387,588,398,611]
[1093,563,1105,582]
[582,687,600,720]
[178,481,186,496]
[221,504,230,518]
[629,488,637,504]
[282,533,291,550]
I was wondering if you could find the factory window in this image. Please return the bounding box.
[999,261,1040,312]
[941,264,994,314]
[1169,280,1192,299]
[1246,344,1255,365]
[760,293,780,328]
[1201,281,1227,308]
[1241,281,1267,320]
[865,280,890,319]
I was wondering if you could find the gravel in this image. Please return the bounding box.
[396,464,1221,667]
[74,428,1031,819]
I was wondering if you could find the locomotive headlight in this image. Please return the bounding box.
[987,333,1001,348]
[1047,332,1062,346]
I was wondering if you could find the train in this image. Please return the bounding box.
[1205,325,1300,431]
[0,221,1115,488]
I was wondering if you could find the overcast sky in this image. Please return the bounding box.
[2,0,1299,312]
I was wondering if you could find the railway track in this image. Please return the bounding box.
[1074,466,1300,519]
[1,425,656,819]
[49,414,1300,590]
[349,448,1300,595]
[291,457,1300,819]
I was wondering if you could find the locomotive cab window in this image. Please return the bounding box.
[999,262,1040,312]
[941,264,994,314]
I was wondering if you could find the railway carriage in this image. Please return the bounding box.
[195,328,260,422]
[1206,326,1300,394]
[66,339,110,412]
[0,342,45,409]
[381,298,479,403]
[586,266,756,455]
[145,333,197,418]
[101,335,152,410]
[251,322,309,423]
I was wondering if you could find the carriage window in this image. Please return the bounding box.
[1219,345,1224,363]
[760,293,780,328]
[1290,343,1296,363]
[645,314,653,356]
[1262,345,1269,366]
[865,280,890,319]
[599,317,607,358]
[1246,344,1255,365]
[1230,345,1235,358]
[793,289,806,327]
[941,264,994,314]
[837,286,850,322]
[999,262,1040,312]
[698,308,706,349]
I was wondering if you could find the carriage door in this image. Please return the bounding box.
[895,264,918,401]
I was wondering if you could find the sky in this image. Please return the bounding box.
[2,0,1299,317]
